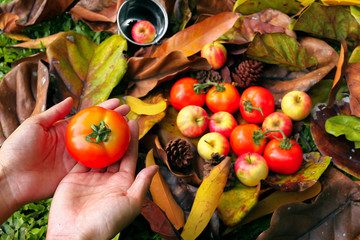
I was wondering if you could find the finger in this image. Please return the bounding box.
[35,97,73,129]
[114,104,130,117]
[90,167,107,173]
[107,161,120,173]
[119,120,139,177]
[97,98,121,110]
[127,165,158,205]
[70,162,91,173]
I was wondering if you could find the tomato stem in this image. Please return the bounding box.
[193,80,225,94]
[243,100,264,118]
[85,121,111,144]
[253,128,297,150]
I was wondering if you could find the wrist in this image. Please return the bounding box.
[0,163,21,224]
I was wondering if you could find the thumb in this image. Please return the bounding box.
[127,165,159,206]
[35,97,73,128]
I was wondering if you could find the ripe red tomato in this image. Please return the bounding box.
[66,106,131,169]
[239,86,275,124]
[170,77,205,111]
[206,82,240,113]
[230,124,267,156]
[263,138,303,175]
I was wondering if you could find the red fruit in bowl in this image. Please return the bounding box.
[131,20,156,44]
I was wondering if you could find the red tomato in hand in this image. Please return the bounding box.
[263,138,303,175]
[66,106,131,169]
[239,86,275,123]
[170,77,205,111]
[230,124,267,156]
[206,83,240,113]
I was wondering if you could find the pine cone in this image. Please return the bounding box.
[232,59,264,88]
[195,70,223,84]
[165,138,194,172]
[203,153,227,177]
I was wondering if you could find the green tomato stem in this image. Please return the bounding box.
[243,100,264,118]
[193,80,225,94]
[85,121,111,144]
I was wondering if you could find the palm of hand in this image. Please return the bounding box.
[48,168,140,239]
[0,115,76,204]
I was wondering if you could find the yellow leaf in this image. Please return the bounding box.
[145,149,185,230]
[225,181,322,235]
[125,95,167,116]
[181,157,231,240]
[217,182,260,226]
[321,0,360,5]
[299,0,315,6]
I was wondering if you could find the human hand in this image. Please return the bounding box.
[0,98,130,223]
[46,120,158,240]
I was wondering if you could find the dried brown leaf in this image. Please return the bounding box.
[257,179,360,240]
[125,50,211,98]
[69,0,124,33]
[0,60,49,145]
[0,0,78,33]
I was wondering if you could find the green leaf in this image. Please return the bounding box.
[325,115,360,147]
[292,2,360,48]
[351,5,360,25]
[46,32,127,112]
[349,45,360,63]
[246,33,318,71]
[217,181,260,227]
[233,0,302,15]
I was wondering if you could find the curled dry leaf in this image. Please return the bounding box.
[154,135,202,186]
[310,100,360,179]
[69,0,124,33]
[0,60,49,145]
[257,179,360,240]
[145,149,185,230]
[265,152,331,192]
[0,0,77,33]
[261,37,338,105]
[46,32,127,113]
[125,50,211,98]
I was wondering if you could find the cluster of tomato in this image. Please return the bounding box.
[170,76,304,185]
